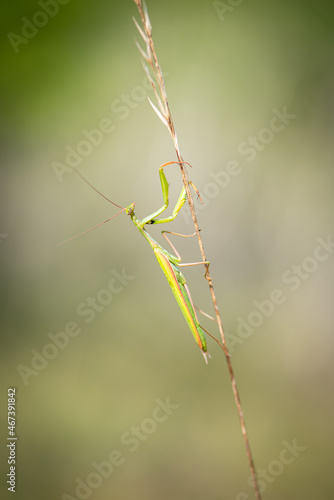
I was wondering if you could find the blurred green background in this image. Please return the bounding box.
[1,1,334,499]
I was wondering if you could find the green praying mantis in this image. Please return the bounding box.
[61,161,215,363]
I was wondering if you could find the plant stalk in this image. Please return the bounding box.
[133,2,261,498]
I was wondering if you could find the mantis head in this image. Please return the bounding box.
[125,203,136,216]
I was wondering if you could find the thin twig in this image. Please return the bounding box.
[133,2,261,499]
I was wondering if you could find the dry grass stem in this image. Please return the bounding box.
[133,2,262,499]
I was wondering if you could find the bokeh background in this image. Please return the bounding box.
[1,1,334,499]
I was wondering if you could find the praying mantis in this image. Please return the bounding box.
[125,161,210,363]
[63,161,212,362]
